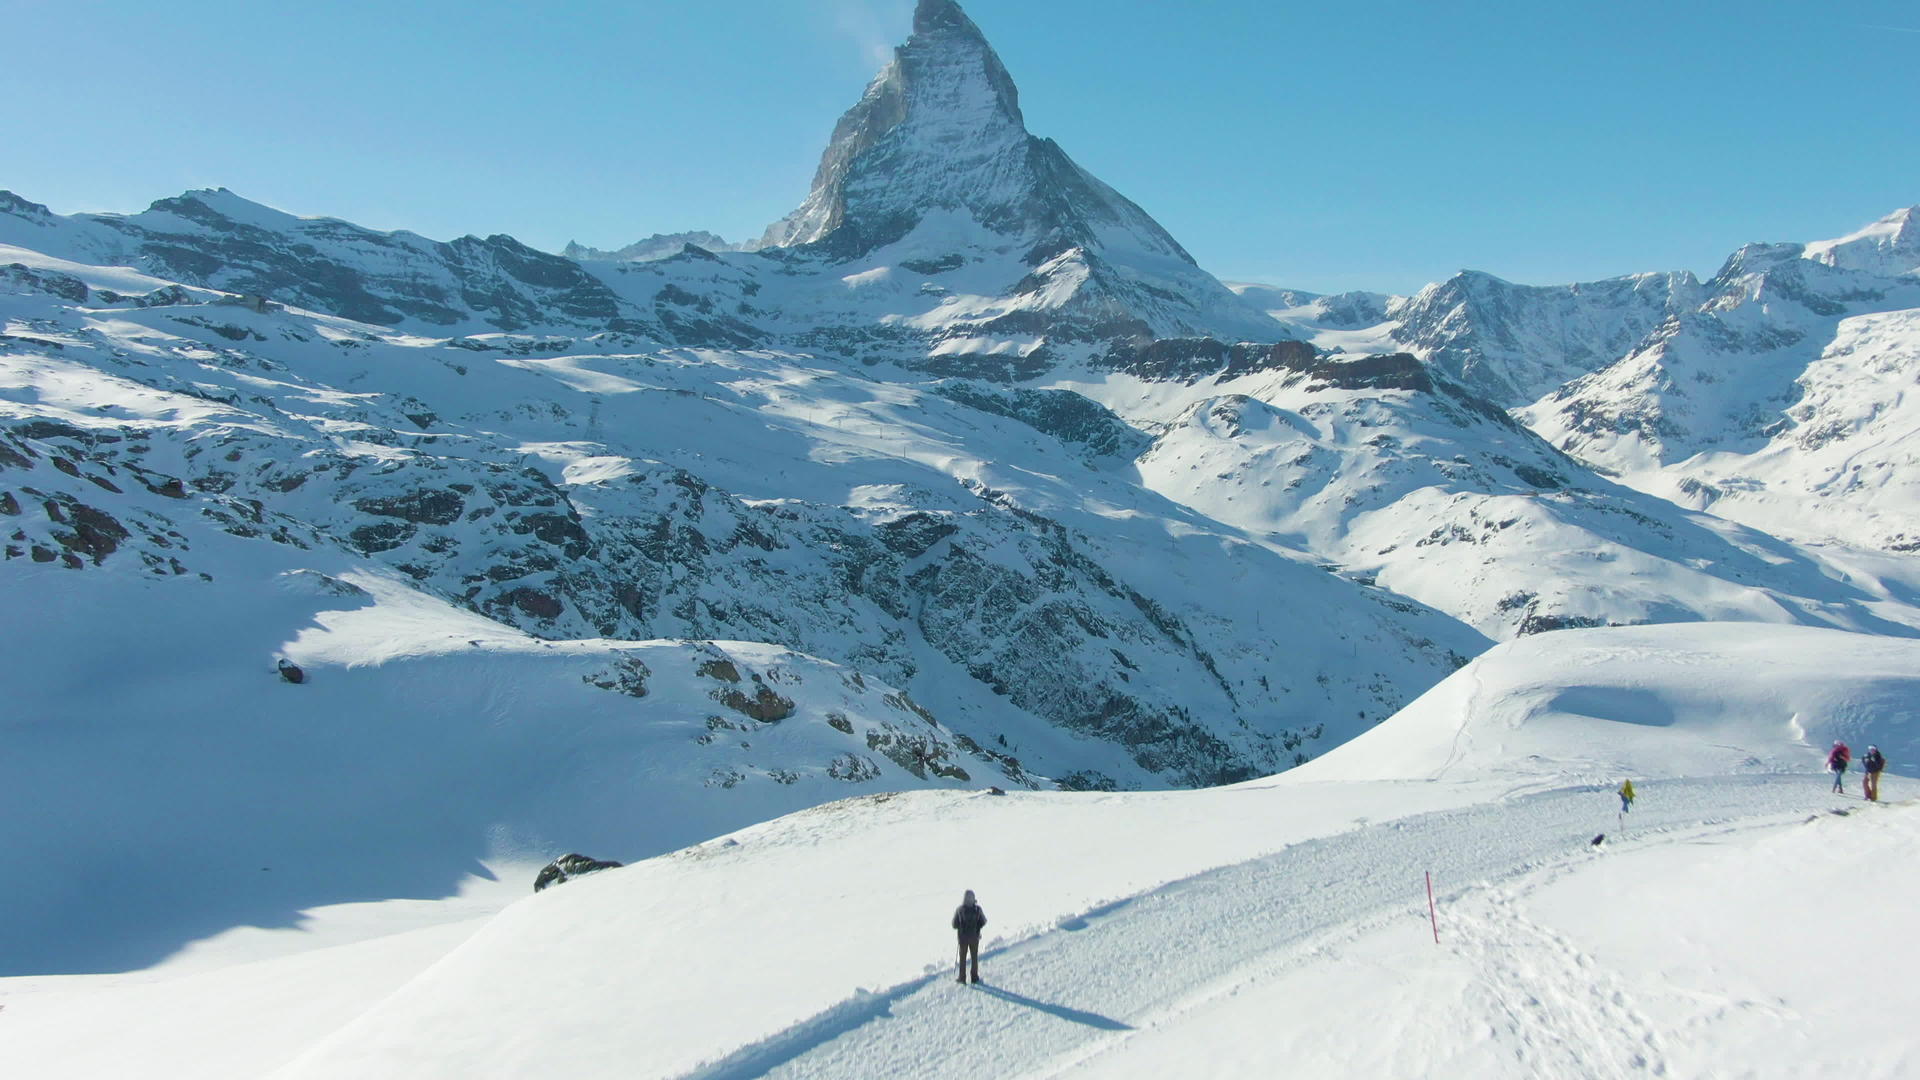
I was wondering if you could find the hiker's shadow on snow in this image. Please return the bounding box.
[975,984,1133,1031]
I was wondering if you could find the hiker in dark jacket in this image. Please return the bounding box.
[952,889,986,984]
[1862,745,1886,802]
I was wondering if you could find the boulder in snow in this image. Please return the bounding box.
[534,853,624,893]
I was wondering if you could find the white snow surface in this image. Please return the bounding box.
[1297,622,1920,784]
[1803,205,1920,278]
[6,623,1916,1079]
[2,7,1918,1072]
[1048,363,1920,641]
[1522,214,1920,554]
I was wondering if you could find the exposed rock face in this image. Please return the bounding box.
[1387,269,1704,407]
[533,853,623,892]
[1104,339,1319,384]
[761,0,1184,264]
[929,382,1151,462]
[753,0,1284,347]
[4,263,88,303]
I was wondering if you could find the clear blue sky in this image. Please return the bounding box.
[4,0,1916,294]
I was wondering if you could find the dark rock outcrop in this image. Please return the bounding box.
[534,853,624,892]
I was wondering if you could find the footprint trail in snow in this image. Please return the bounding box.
[681,776,1833,1079]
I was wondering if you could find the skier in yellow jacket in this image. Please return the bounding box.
[1618,779,1636,813]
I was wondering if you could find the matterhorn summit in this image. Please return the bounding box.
[757,0,1282,347]
[762,0,1184,263]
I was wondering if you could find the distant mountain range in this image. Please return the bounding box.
[3,0,1917,808]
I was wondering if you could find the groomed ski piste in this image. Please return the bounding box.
[4,622,1917,1079]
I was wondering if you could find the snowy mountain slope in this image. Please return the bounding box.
[0,524,1042,977]
[1225,206,1920,566]
[1051,799,1920,1080]
[7,6,1920,1069]
[1296,622,1920,784]
[1386,268,1704,407]
[274,781,1852,1080]
[1523,214,1920,552]
[0,0,1910,792]
[1609,303,1920,553]
[0,190,670,340]
[1229,268,1702,408]
[1048,355,1920,640]
[1803,204,1920,278]
[107,625,1891,1080]
[15,767,1906,1080]
[0,240,1484,794]
[1227,280,1397,333]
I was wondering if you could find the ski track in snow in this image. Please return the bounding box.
[677,777,1835,1080]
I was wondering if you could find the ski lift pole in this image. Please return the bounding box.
[1426,871,1439,945]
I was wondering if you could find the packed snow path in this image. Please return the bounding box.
[682,777,1847,1080]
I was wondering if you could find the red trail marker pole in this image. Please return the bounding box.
[1426,871,1440,944]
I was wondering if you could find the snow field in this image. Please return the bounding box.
[667,778,1850,1080]
[0,550,1027,978]
[1081,799,1920,1080]
[5,623,1918,1077]
[266,775,1887,1080]
[1298,623,1920,785]
[263,779,1471,1080]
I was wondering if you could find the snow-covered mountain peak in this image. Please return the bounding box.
[148,186,295,223]
[913,0,987,37]
[757,0,1022,253]
[1803,204,1920,278]
[0,190,56,221]
[1384,266,1704,407]
[744,0,1284,349]
[563,231,737,263]
[757,0,1190,268]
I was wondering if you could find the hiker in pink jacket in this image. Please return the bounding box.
[1828,741,1851,794]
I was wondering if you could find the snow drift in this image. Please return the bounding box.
[1297,622,1920,784]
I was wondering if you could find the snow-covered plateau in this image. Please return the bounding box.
[5,0,1919,1074]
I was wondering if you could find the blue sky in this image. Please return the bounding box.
[3,0,1916,294]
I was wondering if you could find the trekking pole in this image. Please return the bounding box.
[1426,871,1439,945]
